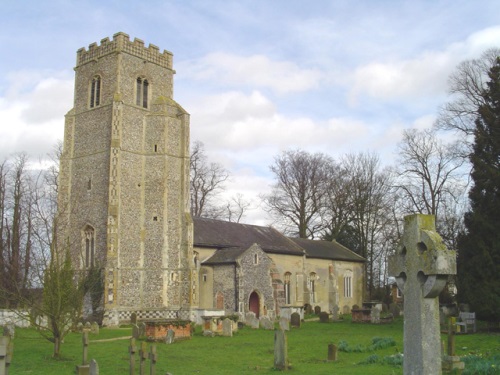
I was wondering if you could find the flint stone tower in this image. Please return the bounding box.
[57,32,197,325]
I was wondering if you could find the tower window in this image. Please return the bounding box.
[136,77,149,108]
[284,272,291,304]
[84,226,95,268]
[90,76,101,108]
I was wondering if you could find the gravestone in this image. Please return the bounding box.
[389,214,456,375]
[222,318,233,337]
[389,303,401,317]
[314,306,321,315]
[77,322,84,332]
[130,312,137,325]
[165,329,175,344]
[76,331,90,375]
[331,305,340,321]
[132,324,140,339]
[290,312,300,328]
[149,345,157,375]
[274,329,289,370]
[342,305,350,315]
[0,336,13,375]
[319,311,329,323]
[327,343,337,362]
[2,325,13,339]
[138,322,146,338]
[370,306,380,324]
[90,322,99,335]
[84,322,91,331]
[89,359,99,375]
[279,317,289,331]
[245,312,259,329]
[259,316,274,330]
[129,338,136,375]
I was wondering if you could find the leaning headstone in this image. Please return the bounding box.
[389,214,456,375]
[90,322,99,335]
[130,312,137,325]
[138,322,146,338]
[245,312,259,329]
[259,316,274,330]
[319,311,329,323]
[165,329,175,344]
[331,305,340,321]
[132,324,140,339]
[314,306,321,315]
[89,359,99,375]
[274,329,289,370]
[222,318,233,337]
[290,312,301,328]
[370,306,381,324]
[279,317,290,331]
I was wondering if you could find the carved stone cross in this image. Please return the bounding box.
[389,214,456,375]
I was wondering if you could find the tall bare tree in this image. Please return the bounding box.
[263,149,333,238]
[394,128,466,218]
[190,141,230,218]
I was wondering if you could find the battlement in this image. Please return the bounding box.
[76,32,173,69]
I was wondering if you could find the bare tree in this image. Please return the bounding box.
[435,48,500,154]
[394,128,466,218]
[222,193,252,223]
[190,141,230,218]
[263,149,333,238]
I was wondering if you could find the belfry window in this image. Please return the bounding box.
[344,274,352,298]
[84,226,95,268]
[90,76,101,108]
[136,77,149,108]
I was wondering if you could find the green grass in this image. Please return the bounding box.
[8,318,500,375]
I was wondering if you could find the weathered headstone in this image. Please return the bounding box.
[305,304,313,314]
[331,305,340,321]
[77,322,84,332]
[138,322,146,338]
[342,305,350,315]
[259,316,274,330]
[290,312,301,328]
[319,311,329,323]
[90,322,99,335]
[389,303,401,317]
[165,329,175,344]
[389,214,457,375]
[279,317,289,331]
[89,359,99,375]
[129,338,136,375]
[314,306,321,315]
[149,345,157,375]
[132,324,140,339]
[245,312,259,329]
[0,336,13,375]
[370,306,380,324]
[274,329,288,370]
[130,312,137,325]
[222,318,233,337]
[327,343,337,362]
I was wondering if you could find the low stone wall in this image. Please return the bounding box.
[0,310,31,328]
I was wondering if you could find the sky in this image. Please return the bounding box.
[1,0,499,225]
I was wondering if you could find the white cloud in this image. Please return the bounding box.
[179,52,323,94]
[349,26,500,105]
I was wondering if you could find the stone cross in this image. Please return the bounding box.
[82,331,89,366]
[389,214,456,375]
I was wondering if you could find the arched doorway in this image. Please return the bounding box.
[249,291,260,318]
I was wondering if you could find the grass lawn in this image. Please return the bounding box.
[8,317,500,374]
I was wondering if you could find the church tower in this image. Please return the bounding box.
[57,33,197,324]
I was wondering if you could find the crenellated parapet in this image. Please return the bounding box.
[76,32,173,69]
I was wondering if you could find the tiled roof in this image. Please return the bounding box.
[202,246,248,265]
[193,217,304,256]
[289,237,365,262]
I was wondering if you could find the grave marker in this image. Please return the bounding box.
[279,317,289,331]
[148,345,157,375]
[327,343,337,362]
[222,319,233,337]
[274,329,288,370]
[370,306,380,324]
[0,336,13,375]
[389,214,456,375]
[332,305,339,321]
[165,329,175,344]
[139,341,148,375]
[290,312,300,328]
[89,359,99,375]
[319,311,329,323]
[259,316,274,330]
[76,331,90,375]
[129,338,136,375]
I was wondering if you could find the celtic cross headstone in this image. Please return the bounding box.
[389,214,456,375]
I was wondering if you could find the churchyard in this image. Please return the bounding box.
[5,316,500,375]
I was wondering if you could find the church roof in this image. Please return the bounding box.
[193,217,305,256]
[289,237,366,263]
[201,246,248,265]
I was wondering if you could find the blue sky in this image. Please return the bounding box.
[1,0,499,224]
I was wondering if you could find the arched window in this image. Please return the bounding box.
[83,226,95,268]
[136,77,149,108]
[344,270,353,298]
[309,272,316,303]
[90,76,101,108]
[284,272,291,304]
